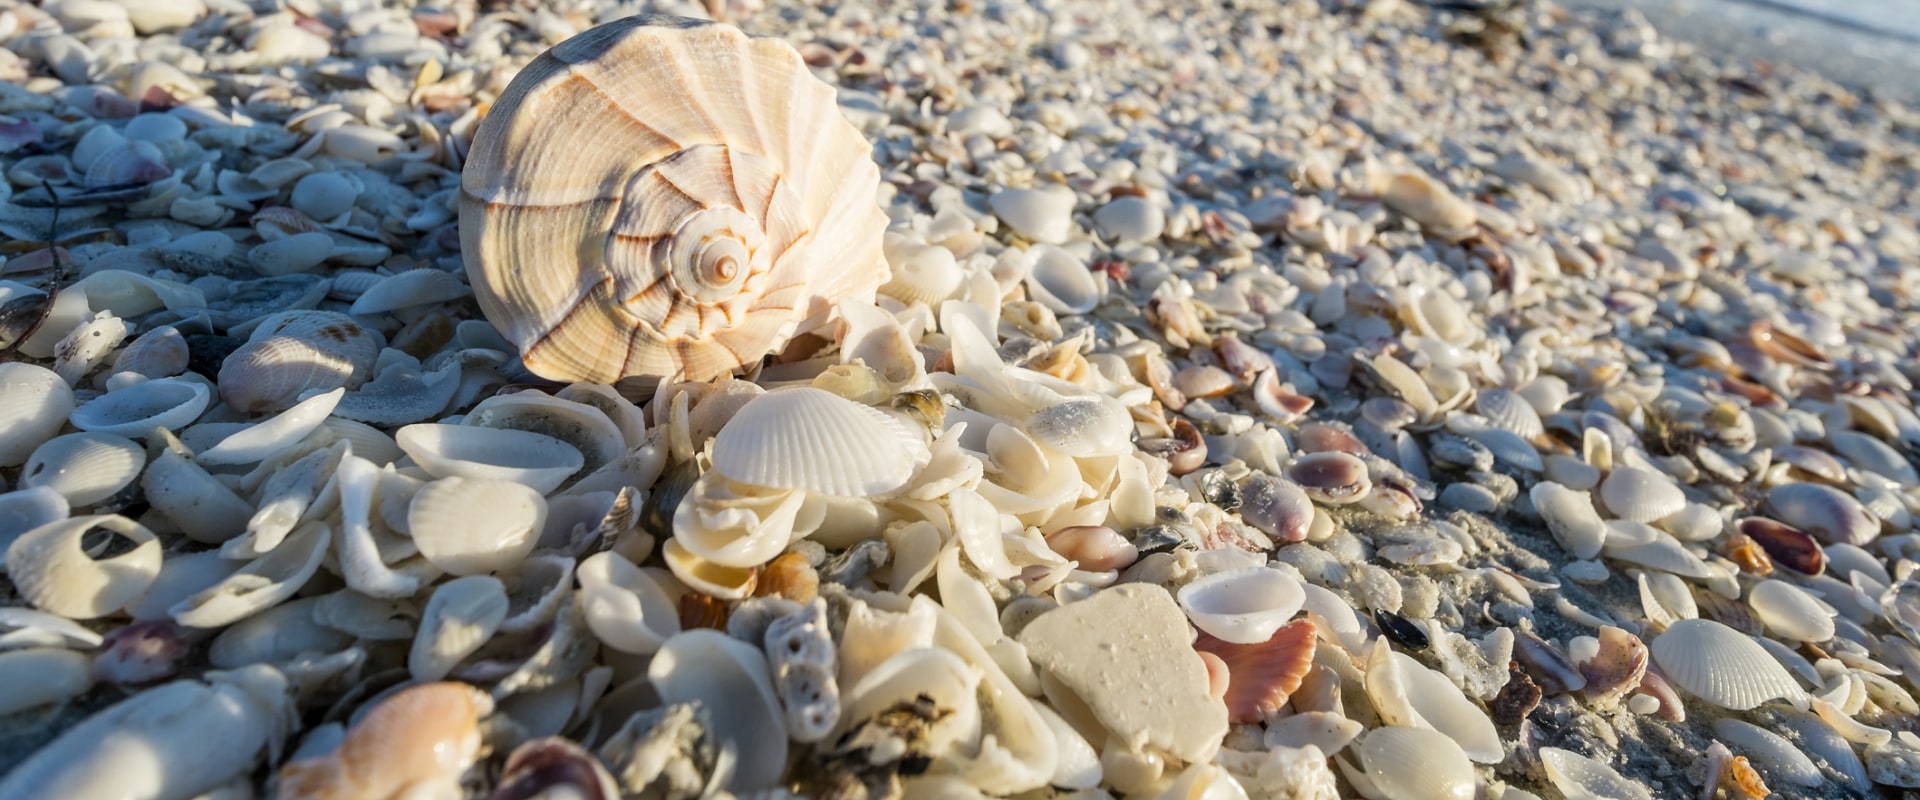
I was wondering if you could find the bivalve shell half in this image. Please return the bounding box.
[1649,619,1807,710]
[396,424,586,496]
[69,377,210,439]
[1176,566,1305,644]
[1714,718,1824,788]
[1748,580,1835,642]
[1767,482,1880,546]
[20,432,145,506]
[407,476,546,576]
[1532,481,1606,560]
[648,629,789,792]
[195,387,343,466]
[0,363,77,466]
[1364,640,1503,764]
[349,268,473,316]
[1286,451,1372,505]
[710,387,929,497]
[578,551,680,654]
[462,391,625,485]
[1540,747,1653,800]
[411,575,509,681]
[0,648,93,716]
[1598,466,1686,523]
[6,514,162,619]
[1344,726,1476,800]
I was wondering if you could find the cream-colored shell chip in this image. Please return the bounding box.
[459,15,890,384]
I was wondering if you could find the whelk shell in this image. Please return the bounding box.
[460,16,889,384]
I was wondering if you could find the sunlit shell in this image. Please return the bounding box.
[1363,639,1503,764]
[1344,726,1476,800]
[1648,619,1806,710]
[170,521,331,628]
[218,311,384,414]
[20,432,146,507]
[277,682,492,800]
[1475,387,1543,438]
[1713,719,1824,788]
[196,387,344,466]
[1286,451,1372,505]
[6,514,162,620]
[396,424,586,496]
[411,575,509,681]
[1598,465,1686,523]
[1766,482,1880,546]
[69,377,211,438]
[1748,579,1836,642]
[1531,481,1606,560]
[649,629,789,792]
[1739,517,1826,575]
[709,387,929,497]
[1176,566,1305,644]
[463,390,626,485]
[578,551,681,655]
[1192,618,1316,723]
[407,477,546,575]
[460,16,889,384]
[348,268,473,316]
[1540,747,1653,800]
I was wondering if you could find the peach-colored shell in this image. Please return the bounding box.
[459,15,889,384]
[275,681,490,800]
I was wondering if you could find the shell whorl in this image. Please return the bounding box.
[460,15,889,384]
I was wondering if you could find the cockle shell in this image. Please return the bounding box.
[7,514,162,619]
[460,15,889,384]
[1648,619,1807,710]
[20,431,145,506]
[709,387,929,497]
[218,311,384,414]
[1192,619,1317,723]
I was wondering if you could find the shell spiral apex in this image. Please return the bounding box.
[460,14,891,384]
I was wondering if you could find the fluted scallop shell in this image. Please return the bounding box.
[1598,465,1686,523]
[709,387,929,497]
[219,311,384,414]
[460,15,889,384]
[1649,619,1806,710]
[578,551,680,654]
[1748,579,1836,642]
[6,514,162,619]
[0,363,76,467]
[1539,747,1653,800]
[21,432,146,507]
[396,424,586,496]
[411,575,509,681]
[69,377,210,439]
[1344,726,1476,800]
[407,476,546,576]
[1475,387,1543,439]
[1176,566,1305,645]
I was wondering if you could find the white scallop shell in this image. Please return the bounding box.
[69,377,210,439]
[6,514,162,619]
[648,629,789,792]
[1649,619,1807,710]
[20,432,145,507]
[879,232,963,307]
[196,387,343,466]
[348,268,472,316]
[1475,387,1543,439]
[170,520,331,628]
[1749,580,1836,642]
[411,575,509,681]
[218,311,384,414]
[1531,481,1605,560]
[1344,726,1476,800]
[407,477,546,576]
[578,551,680,655]
[396,424,586,496]
[709,387,929,497]
[1598,466,1686,523]
[1363,640,1503,763]
[1539,747,1652,800]
[1175,566,1305,644]
[0,364,76,467]
[461,16,889,385]
[0,648,93,716]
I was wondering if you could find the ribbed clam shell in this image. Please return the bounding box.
[578,551,680,655]
[1176,566,1305,645]
[407,477,546,576]
[1767,482,1880,546]
[1540,747,1653,800]
[1475,387,1543,438]
[1192,619,1316,723]
[110,326,190,382]
[70,377,210,439]
[21,432,146,506]
[348,268,473,316]
[82,140,169,188]
[1598,466,1686,523]
[1348,726,1476,800]
[709,387,929,497]
[396,424,586,496]
[1739,517,1826,574]
[1649,618,1806,710]
[0,363,76,467]
[879,232,963,306]
[411,575,509,681]
[1749,579,1836,642]
[6,514,162,619]
[460,15,889,384]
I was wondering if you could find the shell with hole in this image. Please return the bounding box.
[7,514,163,620]
[459,15,889,384]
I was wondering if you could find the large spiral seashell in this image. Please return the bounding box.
[460,16,890,384]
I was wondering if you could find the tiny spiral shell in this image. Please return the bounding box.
[460,15,890,384]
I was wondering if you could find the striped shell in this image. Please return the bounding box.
[460,16,889,384]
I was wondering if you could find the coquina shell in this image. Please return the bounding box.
[1648,619,1806,710]
[460,15,889,384]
